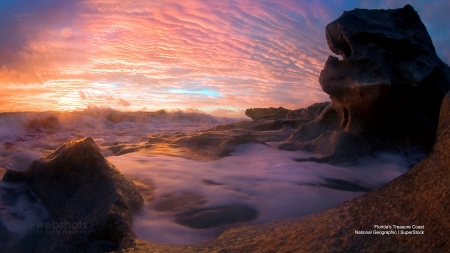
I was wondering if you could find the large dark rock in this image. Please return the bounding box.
[2,137,144,253]
[282,5,450,163]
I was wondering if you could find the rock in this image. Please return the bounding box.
[298,178,373,192]
[0,181,46,250]
[295,132,382,164]
[282,5,450,163]
[123,88,450,253]
[2,137,144,253]
[154,192,207,213]
[115,102,329,161]
[245,102,329,121]
[245,107,291,121]
[99,6,450,252]
[127,177,156,204]
[0,222,18,248]
[174,131,262,158]
[219,87,450,252]
[0,166,6,179]
[202,179,223,186]
[174,205,258,229]
[140,124,301,160]
[287,102,330,121]
[107,144,146,156]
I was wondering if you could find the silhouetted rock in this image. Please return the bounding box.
[3,137,144,253]
[245,107,290,121]
[282,5,450,163]
[245,102,329,121]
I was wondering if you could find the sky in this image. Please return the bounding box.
[0,0,449,116]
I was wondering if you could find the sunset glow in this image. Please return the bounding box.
[1,0,449,116]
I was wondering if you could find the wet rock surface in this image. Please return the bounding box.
[119,6,450,252]
[282,4,450,164]
[2,137,144,253]
[134,102,328,161]
[122,84,450,253]
[245,107,291,121]
[298,178,373,192]
[175,205,258,229]
[245,103,329,122]
[154,192,207,213]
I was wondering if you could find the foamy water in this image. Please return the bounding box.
[0,108,241,170]
[109,144,418,244]
[0,108,421,245]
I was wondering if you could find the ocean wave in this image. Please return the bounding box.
[0,107,242,170]
[1,107,241,135]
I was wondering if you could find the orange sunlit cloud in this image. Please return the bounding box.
[0,0,449,116]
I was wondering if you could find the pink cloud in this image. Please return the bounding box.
[0,0,448,113]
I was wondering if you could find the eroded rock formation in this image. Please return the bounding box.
[119,77,450,253]
[3,137,143,253]
[282,5,450,163]
[245,107,291,121]
[246,102,329,122]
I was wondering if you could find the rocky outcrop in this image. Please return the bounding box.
[156,102,328,160]
[198,87,450,253]
[282,5,450,163]
[118,81,450,253]
[101,102,328,160]
[3,137,144,253]
[245,107,291,121]
[174,131,262,158]
[245,102,329,121]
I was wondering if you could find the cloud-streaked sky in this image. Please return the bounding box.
[1,0,449,116]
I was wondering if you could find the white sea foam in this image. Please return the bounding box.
[0,108,242,170]
[0,109,421,245]
[108,143,418,244]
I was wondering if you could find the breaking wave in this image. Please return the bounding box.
[0,107,242,170]
[0,107,422,245]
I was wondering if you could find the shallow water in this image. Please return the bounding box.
[110,143,417,244]
[0,108,420,245]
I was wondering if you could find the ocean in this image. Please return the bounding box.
[0,107,421,244]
